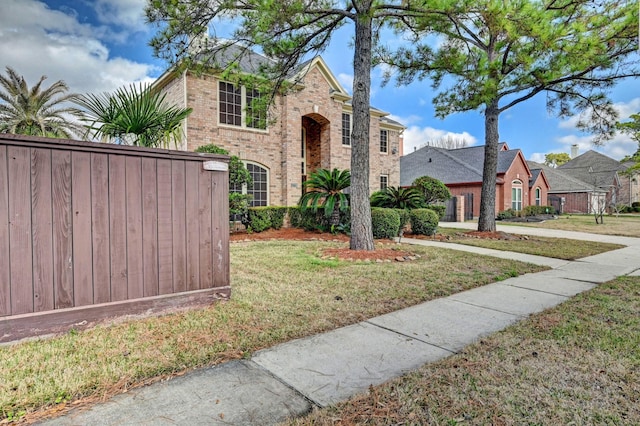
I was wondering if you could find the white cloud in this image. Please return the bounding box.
[0,0,156,95]
[555,97,640,160]
[401,125,478,154]
[529,153,546,163]
[95,0,148,31]
[337,73,353,93]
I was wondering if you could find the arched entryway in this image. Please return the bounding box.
[301,113,330,188]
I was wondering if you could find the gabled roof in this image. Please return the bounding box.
[558,150,620,189]
[400,144,527,186]
[527,161,605,193]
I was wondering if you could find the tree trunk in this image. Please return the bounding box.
[478,100,500,232]
[349,3,375,251]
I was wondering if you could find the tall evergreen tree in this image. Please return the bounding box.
[0,67,85,139]
[378,0,639,231]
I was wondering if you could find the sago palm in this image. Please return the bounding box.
[0,67,85,138]
[370,186,425,209]
[76,83,192,148]
[299,168,351,227]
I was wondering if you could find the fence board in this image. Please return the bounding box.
[0,147,10,316]
[72,151,94,307]
[142,157,159,297]
[157,159,173,295]
[31,148,54,312]
[172,161,187,293]
[212,171,230,289]
[52,150,73,309]
[185,163,200,291]
[91,153,111,304]
[125,157,144,300]
[8,147,34,314]
[198,166,213,289]
[109,155,128,301]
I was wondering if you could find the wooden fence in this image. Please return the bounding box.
[0,134,230,343]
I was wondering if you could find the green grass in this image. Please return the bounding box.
[499,214,640,238]
[0,240,545,423]
[289,276,640,425]
[436,227,624,260]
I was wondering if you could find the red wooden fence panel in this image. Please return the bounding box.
[0,134,230,343]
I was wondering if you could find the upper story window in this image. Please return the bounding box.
[380,175,388,190]
[219,81,266,130]
[341,113,351,146]
[380,129,388,153]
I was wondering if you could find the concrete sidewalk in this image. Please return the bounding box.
[40,228,640,426]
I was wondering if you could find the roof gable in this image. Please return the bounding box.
[527,161,602,193]
[557,150,620,189]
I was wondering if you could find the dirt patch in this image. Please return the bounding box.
[231,228,417,262]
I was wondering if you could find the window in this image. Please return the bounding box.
[380,175,388,190]
[230,162,269,207]
[511,180,523,211]
[380,129,388,153]
[535,187,541,206]
[341,113,351,146]
[219,82,266,130]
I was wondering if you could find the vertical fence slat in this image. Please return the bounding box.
[185,162,200,291]
[157,159,173,295]
[142,157,159,297]
[72,152,93,307]
[31,148,54,312]
[8,146,34,314]
[109,155,128,302]
[212,170,230,289]
[52,150,73,309]
[0,146,11,315]
[172,160,187,293]
[125,157,143,300]
[198,166,213,289]
[91,153,111,304]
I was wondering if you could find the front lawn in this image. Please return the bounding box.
[0,240,544,423]
[500,214,640,238]
[289,275,640,425]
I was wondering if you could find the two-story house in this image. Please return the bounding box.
[153,45,405,208]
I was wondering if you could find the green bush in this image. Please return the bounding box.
[409,208,439,236]
[523,205,556,216]
[497,209,516,220]
[425,204,446,219]
[393,209,411,233]
[244,207,272,232]
[632,202,640,208]
[287,206,350,232]
[270,207,287,229]
[371,208,401,239]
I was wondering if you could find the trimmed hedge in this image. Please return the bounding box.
[410,208,439,236]
[523,205,556,216]
[393,209,411,233]
[371,208,401,239]
[243,206,289,232]
[425,204,446,219]
[287,206,350,233]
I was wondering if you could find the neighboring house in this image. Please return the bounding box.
[557,150,624,208]
[153,44,405,208]
[527,161,608,214]
[401,143,549,217]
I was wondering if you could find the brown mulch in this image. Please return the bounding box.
[230,228,416,262]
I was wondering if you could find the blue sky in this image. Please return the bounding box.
[2,0,639,161]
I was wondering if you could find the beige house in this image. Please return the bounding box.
[154,49,404,208]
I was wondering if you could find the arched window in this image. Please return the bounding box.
[511,180,523,211]
[230,161,269,207]
[535,187,541,206]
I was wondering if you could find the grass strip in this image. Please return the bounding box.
[0,240,545,423]
[289,276,640,425]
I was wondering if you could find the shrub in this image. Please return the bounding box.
[425,204,446,219]
[393,209,411,233]
[412,176,451,204]
[497,209,516,220]
[370,186,425,209]
[410,208,439,236]
[523,205,556,216]
[270,207,287,230]
[243,207,272,232]
[371,208,401,239]
[287,206,350,233]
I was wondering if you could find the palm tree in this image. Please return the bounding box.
[0,67,85,138]
[76,83,192,148]
[299,168,351,227]
[370,186,425,209]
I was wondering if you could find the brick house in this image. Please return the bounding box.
[153,50,405,208]
[400,143,549,217]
